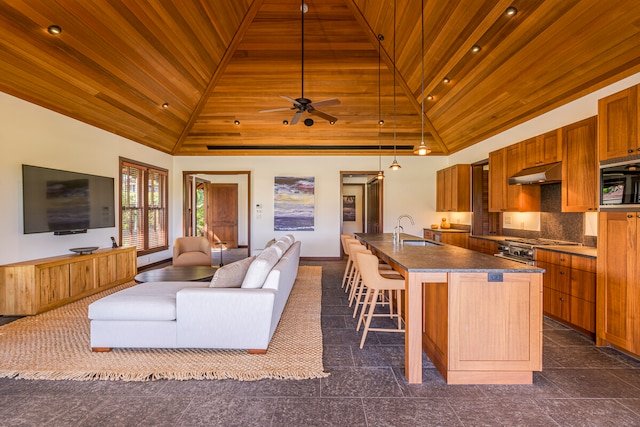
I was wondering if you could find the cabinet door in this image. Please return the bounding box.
[39,265,70,308]
[436,169,446,212]
[70,259,95,296]
[96,253,117,287]
[597,212,637,350]
[522,137,539,169]
[562,117,597,212]
[450,164,470,212]
[442,233,469,249]
[488,149,506,212]
[598,86,639,161]
[423,229,435,240]
[538,129,562,166]
[544,287,569,321]
[443,167,453,211]
[116,249,137,281]
[505,144,540,212]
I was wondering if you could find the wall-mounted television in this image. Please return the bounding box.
[22,165,115,235]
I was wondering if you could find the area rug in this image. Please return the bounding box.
[0,265,328,382]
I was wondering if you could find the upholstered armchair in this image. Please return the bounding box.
[172,236,212,267]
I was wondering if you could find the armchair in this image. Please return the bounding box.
[173,236,212,267]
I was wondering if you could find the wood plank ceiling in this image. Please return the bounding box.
[1,0,640,156]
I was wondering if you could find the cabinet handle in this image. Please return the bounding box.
[560,297,565,302]
[559,271,565,275]
[628,215,634,218]
[629,149,634,153]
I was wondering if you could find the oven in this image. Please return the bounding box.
[494,242,535,265]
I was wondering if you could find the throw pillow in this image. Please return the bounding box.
[241,246,280,289]
[272,240,288,257]
[264,238,276,248]
[209,256,256,288]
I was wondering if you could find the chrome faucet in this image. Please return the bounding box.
[393,214,415,242]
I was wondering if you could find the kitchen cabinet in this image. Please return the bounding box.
[537,249,596,336]
[598,85,640,161]
[488,145,540,212]
[562,117,598,212]
[0,246,136,315]
[468,236,501,255]
[597,212,640,356]
[522,129,562,168]
[424,229,469,248]
[436,164,471,212]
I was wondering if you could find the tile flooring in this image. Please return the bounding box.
[1,258,640,426]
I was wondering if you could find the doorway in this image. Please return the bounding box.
[183,171,251,262]
[340,171,383,242]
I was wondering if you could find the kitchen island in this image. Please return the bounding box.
[355,233,544,385]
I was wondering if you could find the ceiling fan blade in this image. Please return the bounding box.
[259,107,294,113]
[311,98,340,108]
[290,110,304,125]
[280,95,299,105]
[309,109,338,123]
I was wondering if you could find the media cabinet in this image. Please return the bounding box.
[0,246,136,316]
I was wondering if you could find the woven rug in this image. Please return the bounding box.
[0,265,327,382]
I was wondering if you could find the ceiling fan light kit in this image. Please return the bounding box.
[259,1,340,126]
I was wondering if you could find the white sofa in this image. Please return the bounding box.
[88,237,300,352]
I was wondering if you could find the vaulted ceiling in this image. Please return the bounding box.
[1,0,640,156]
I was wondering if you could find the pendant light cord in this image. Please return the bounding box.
[301,0,305,99]
[393,0,397,161]
[378,34,382,172]
[421,0,424,143]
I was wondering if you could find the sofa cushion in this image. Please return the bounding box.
[272,240,288,257]
[241,246,280,289]
[209,256,255,288]
[88,282,208,321]
[264,238,276,248]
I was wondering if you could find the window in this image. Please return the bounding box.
[120,158,168,254]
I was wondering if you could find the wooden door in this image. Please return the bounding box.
[208,183,238,248]
[598,86,638,161]
[562,117,597,212]
[366,177,382,233]
[436,169,446,212]
[597,212,637,350]
[488,149,505,212]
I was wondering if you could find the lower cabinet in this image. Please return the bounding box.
[0,246,137,315]
[424,229,469,248]
[536,249,595,336]
[468,236,501,255]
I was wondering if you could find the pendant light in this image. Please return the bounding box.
[413,0,431,156]
[376,34,385,180]
[389,0,401,170]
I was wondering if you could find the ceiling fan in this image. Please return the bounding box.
[259,1,340,126]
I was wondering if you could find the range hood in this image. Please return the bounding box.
[508,162,562,185]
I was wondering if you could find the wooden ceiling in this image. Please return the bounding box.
[1,0,640,156]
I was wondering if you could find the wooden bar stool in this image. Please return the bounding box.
[340,235,360,292]
[355,252,405,349]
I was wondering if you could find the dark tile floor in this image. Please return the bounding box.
[1,259,640,426]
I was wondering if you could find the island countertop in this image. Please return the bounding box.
[355,233,544,273]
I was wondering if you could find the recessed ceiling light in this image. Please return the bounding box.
[161,102,169,108]
[427,95,434,101]
[443,77,450,84]
[283,120,289,125]
[505,6,518,16]
[329,121,335,125]
[47,25,62,35]
[234,120,240,125]
[471,45,481,53]
[378,119,384,125]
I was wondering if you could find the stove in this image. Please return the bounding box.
[494,238,581,265]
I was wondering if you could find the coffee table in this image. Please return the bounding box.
[134,265,217,283]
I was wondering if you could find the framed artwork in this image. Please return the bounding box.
[342,195,356,221]
[274,176,315,231]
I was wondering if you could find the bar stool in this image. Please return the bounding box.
[340,235,360,291]
[342,238,364,294]
[355,252,405,349]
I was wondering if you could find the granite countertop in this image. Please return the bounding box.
[470,235,597,259]
[356,233,544,273]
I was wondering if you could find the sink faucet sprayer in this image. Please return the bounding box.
[393,214,415,242]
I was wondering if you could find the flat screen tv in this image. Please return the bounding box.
[22,165,115,235]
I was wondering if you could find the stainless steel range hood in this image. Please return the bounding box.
[508,162,562,185]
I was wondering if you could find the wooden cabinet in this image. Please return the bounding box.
[537,249,596,336]
[436,164,471,212]
[598,86,640,162]
[468,236,501,255]
[488,145,540,212]
[0,246,136,315]
[597,212,640,355]
[424,229,469,248]
[562,116,598,212]
[522,129,562,168]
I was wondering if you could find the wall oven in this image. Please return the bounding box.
[600,158,640,211]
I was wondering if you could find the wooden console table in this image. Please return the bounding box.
[0,246,136,315]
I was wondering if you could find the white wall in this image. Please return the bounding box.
[0,92,173,265]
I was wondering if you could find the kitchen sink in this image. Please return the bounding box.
[401,239,440,246]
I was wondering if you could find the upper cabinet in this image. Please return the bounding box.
[436,164,471,212]
[598,86,640,161]
[488,144,540,212]
[523,129,562,168]
[562,117,598,212]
